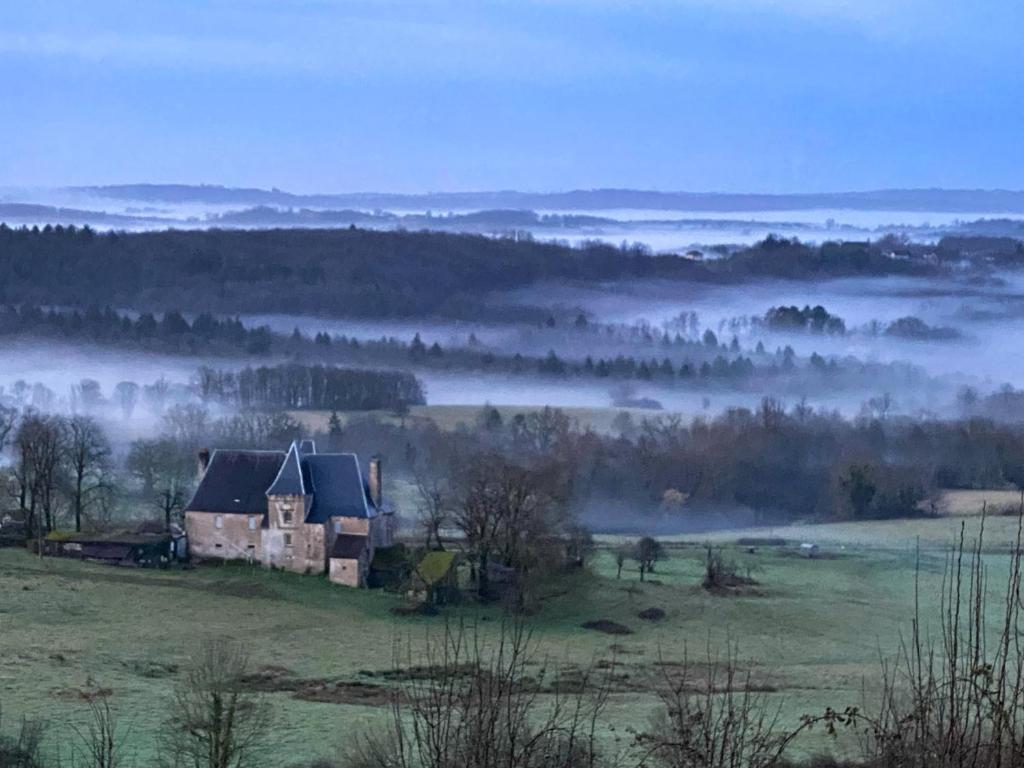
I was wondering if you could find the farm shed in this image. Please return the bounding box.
[44,530,187,568]
[410,550,459,606]
[0,516,27,548]
[367,543,412,591]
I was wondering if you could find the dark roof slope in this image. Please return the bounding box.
[302,453,374,523]
[331,534,369,559]
[266,442,306,496]
[186,450,286,515]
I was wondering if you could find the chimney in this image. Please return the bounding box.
[197,448,211,478]
[368,455,383,510]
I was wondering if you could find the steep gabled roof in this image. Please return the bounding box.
[184,442,382,524]
[302,453,375,523]
[186,450,286,515]
[266,441,306,497]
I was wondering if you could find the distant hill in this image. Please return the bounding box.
[73,184,1024,213]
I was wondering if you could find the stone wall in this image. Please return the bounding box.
[185,511,261,562]
[329,555,366,587]
[262,494,326,574]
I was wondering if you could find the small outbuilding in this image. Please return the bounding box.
[410,550,459,606]
[329,534,371,587]
[44,528,187,568]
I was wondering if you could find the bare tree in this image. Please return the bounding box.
[414,464,449,551]
[64,416,113,532]
[451,453,567,606]
[127,437,193,530]
[163,404,209,447]
[164,639,270,768]
[16,413,66,541]
[0,709,46,768]
[345,621,610,768]
[0,404,17,457]
[633,537,664,581]
[70,697,130,768]
[635,643,809,768]
[113,381,140,420]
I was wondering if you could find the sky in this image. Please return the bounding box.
[1,0,1022,194]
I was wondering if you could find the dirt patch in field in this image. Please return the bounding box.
[52,686,113,701]
[651,660,778,693]
[124,659,180,679]
[638,607,666,621]
[240,666,394,706]
[581,619,633,635]
[294,680,395,706]
[368,663,477,682]
[239,665,303,692]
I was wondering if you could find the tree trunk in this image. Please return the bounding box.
[477,551,490,601]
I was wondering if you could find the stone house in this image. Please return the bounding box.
[184,440,393,586]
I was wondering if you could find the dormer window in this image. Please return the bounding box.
[282,510,293,525]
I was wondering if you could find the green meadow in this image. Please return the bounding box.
[0,511,1015,765]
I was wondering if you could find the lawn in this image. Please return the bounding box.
[0,513,1016,765]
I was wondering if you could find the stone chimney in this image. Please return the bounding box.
[197,448,211,478]
[368,455,383,509]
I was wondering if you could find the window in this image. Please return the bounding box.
[248,516,258,530]
[282,510,293,525]
[283,533,293,547]
[333,520,342,534]
[214,543,223,549]
[214,515,223,529]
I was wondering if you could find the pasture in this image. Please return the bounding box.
[0,512,1017,765]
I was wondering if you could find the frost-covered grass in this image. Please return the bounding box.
[1,516,1012,764]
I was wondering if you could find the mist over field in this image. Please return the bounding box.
[9,0,1024,764]
[5,184,1024,250]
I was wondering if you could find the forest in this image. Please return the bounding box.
[0,225,970,321]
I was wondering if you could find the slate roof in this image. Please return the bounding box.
[186,450,286,516]
[302,453,375,522]
[331,534,369,559]
[186,442,380,523]
[266,442,306,496]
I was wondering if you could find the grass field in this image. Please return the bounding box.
[1,512,1019,765]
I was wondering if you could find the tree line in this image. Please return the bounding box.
[195,364,425,411]
[0,303,931,398]
[0,225,956,324]
[341,402,1024,535]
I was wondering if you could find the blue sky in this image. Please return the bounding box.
[1,0,1021,193]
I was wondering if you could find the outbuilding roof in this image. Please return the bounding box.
[330,534,369,559]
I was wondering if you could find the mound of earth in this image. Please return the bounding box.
[638,607,666,621]
[581,619,633,635]
[293,680,394,706]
